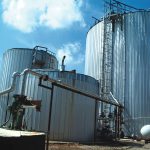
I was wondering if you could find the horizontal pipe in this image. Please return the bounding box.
[0,68,123,107]
[20,69,43,95]
[21,69,122,107]
[52,81,121,107]
[0,69,41,96]
[0,72,20,96]
[27,70,123,107]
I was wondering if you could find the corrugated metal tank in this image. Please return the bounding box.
[0,47,58,125]
[0,48,58,90]
[23,70,99,142]
[85,11,150,136]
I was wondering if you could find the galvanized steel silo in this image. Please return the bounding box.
[85,11,150,136]
[23,70,99,142]
[0,47,58,125]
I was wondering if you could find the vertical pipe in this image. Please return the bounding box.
[94,100,98,142]
[46,84,54,150]
[117,106,121,139]
[123,15,127,134]
[21,73,28,95]
[117,107,119,138]
[118,107,122,139]
[101,102,104,129]
[111,21,114,94]
[5,93,10,122]
[114,106,118,139]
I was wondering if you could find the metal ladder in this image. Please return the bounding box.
[102,0,112,105]
[101,0,113,126]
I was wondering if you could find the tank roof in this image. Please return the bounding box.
[87,10,150,35]
[5,46,56,58]
[32,69,99,84]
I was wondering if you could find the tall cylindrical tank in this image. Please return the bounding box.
[85,11,150,136]
[22,70,99,142]
[0,47,58,125]
[0,47,58,90]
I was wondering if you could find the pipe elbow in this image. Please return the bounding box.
[12,72,20,78]
[21,68,31,75]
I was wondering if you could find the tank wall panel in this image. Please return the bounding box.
[85,23,104,81]
[0,48,58,125]
[123,12,150,135]
[24,71,99,142]
[85,11,150,136]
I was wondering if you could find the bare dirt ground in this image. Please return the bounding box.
[47,139,150,150]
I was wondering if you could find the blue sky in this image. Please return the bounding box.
[0,0,149,73]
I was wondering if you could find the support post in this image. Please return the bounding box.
[46,83,54,150]
[114,106,118,140]
[5,93,10,122]
[94,100,98,142]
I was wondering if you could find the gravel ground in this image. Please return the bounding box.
[47,139,150,150]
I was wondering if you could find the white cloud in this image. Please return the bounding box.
[1,0,85,33]
[56,42,84,69]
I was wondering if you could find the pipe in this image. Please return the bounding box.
[110,92,123,108]
[62,56,66,66]
[5,93,10,122]
[0,69,40,97]
[20,69,43,95]
[0,69,42,96]
[61,56,66,71]
[94,100,98,142]
[114,106,118,139]
[110,92,120,104]
[19,69,122,107]
[46,84,54,150]
[0,68,123,108]
[53,81,122,107]
[0,72,20,96]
